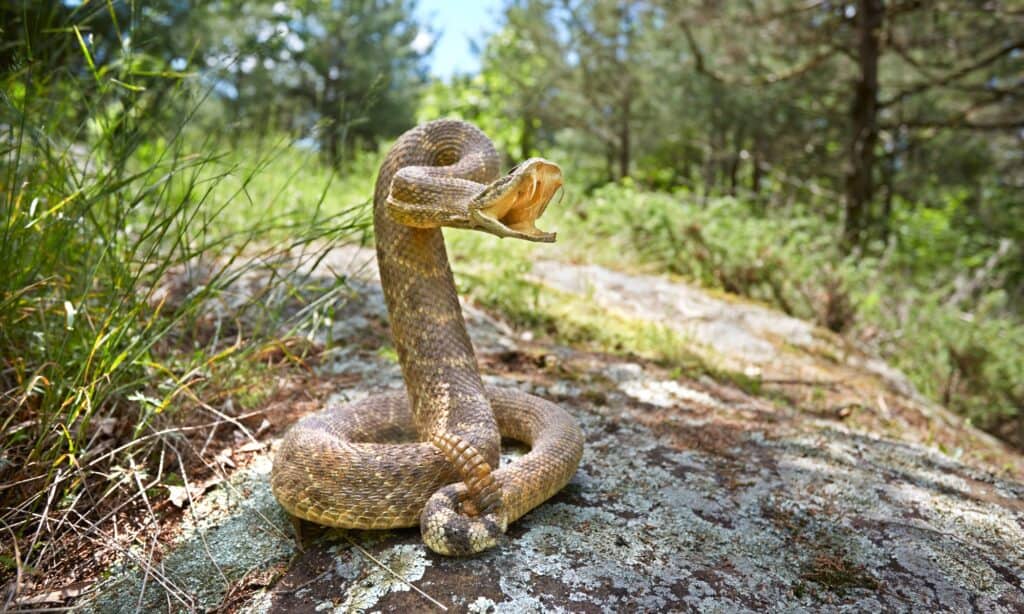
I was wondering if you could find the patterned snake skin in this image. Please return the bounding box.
[271,120,584,556]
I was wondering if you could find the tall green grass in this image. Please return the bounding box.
[0,29,370,588]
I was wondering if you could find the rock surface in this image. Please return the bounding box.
[85,248,1024,613]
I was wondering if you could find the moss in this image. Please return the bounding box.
[703,364,763,397]
[800,551,880,595]
[762,501,881,597]
[456,266,737,385]
[216,356,280,409]
[377,345,399,363]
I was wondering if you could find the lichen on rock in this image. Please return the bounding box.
[84,250,1024,612]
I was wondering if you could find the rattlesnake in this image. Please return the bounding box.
[271,120,583,556]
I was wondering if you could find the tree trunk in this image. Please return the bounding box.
[618,91,631,179]
[842,0,884,249]
[880,147,897,244]
[751,147,764,195]
[728,126,746,196]
[605,144,616,183]
[520,114,534,161]
[701,140,717,204]
[321,79,343,168]
[728,154,740,196]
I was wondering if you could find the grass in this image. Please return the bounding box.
[195,132,377,239]
[0,47,370,594]
[448,228,773,396]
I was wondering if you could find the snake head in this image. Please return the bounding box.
[420,483,508,556]
[469,158,562,243]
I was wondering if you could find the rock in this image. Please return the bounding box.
[275,395,1023,611]
[84,456,295,613]
[82,248,1024,612]
[530,262,818,365]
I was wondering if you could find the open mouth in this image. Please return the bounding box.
[471,158,562,242]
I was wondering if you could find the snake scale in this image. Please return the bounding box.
[271,120,584,556]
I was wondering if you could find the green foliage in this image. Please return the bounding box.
[417,4,564,166]
[543,182,1023,439]
[430,0,1024,255]
[550,183,853,324]
[860,289,1024,438]
[194,134,378,238]
[0,2,368,565]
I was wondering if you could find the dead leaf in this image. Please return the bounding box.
[166,483,207,507]
[237,441,266,453]
[166,485,189,508]
[93,417,117,436]
[214,447,235,468]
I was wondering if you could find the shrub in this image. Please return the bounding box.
[550,182,1023,444]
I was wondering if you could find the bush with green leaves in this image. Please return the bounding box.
[546,182,1022,442]
[552,182,862,328]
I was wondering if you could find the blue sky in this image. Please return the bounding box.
[415,0,504,79]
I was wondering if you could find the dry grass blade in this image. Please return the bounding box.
[176,436,291,543]
[9,507,197,611]
[271,566,333,595]
[1,519,24,610]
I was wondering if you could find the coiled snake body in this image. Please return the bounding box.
[271,120,584,556]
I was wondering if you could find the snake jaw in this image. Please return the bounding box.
[470,158,562,243]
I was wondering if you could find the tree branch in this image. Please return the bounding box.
[681,21,839,86]
[880,38,1024,108]
[680,22,722,83]
[885,117,1024,131]
[738,0,825,26]
[885,0,927,19]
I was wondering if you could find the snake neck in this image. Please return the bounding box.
[372,121,502,470]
